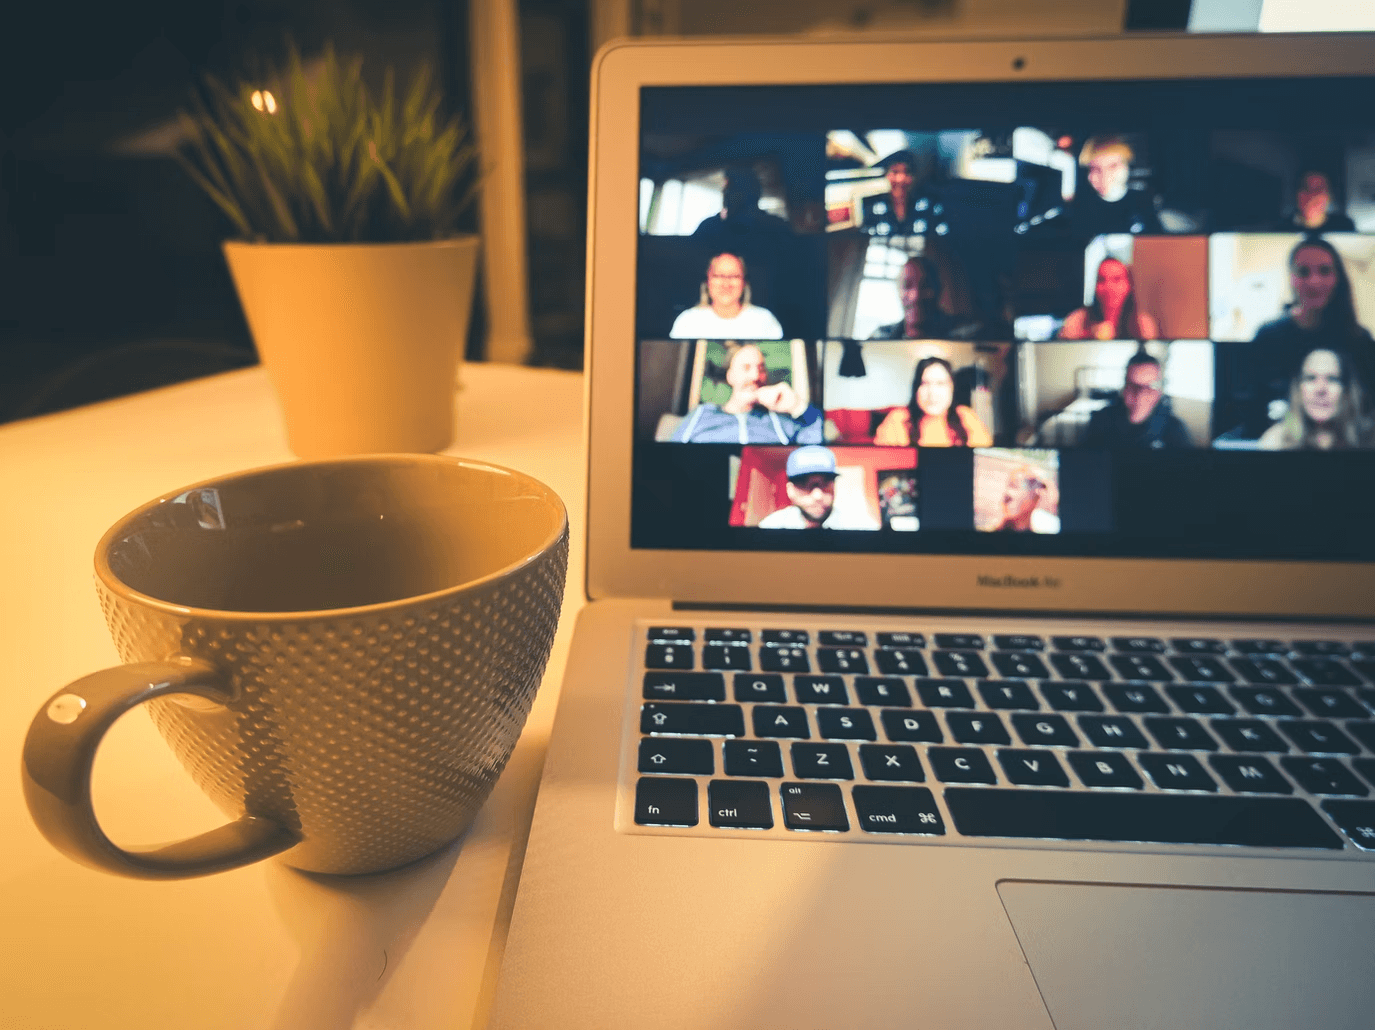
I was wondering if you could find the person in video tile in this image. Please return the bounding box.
[873,356,993,447]
[671,342,822,444]
[757,446,871,529]
[1271,170,1356,234]
[1071,136,1161,238]
[1083,350,1192,449]
[867,255,956,340]
[994,465,1061,534]
[859,150,925,237]
[1259,348,1373,450]
[669,252,784,340]
[692,165,794,242]
[1058,256,1159,341]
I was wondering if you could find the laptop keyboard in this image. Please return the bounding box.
[626,623,1375,854]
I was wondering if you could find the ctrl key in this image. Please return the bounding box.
[1321,800,1375,850]
[780,782,849,832]
[635,777,698,827]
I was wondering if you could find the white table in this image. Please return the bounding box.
[0,363,586,1030]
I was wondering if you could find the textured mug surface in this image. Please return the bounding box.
[24,455,568,877]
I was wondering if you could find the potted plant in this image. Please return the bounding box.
[178,45,480,457]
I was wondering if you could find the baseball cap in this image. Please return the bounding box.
[786,446,838,480]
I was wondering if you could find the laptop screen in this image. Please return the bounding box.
[630,76,1375,563]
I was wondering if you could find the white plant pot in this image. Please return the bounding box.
[224,237,480,457]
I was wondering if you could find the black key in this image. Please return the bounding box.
[642,702,745,737]
[929,747,998,784]
[878,631,926,649]
[1039,681,1105,713]
[991,652,1051,679]
[733,673,787,703]
[1138,753,1218,792]
[639,737,714,775]
[1067,751,1143,789]
[1229,658,1297,686]
[780,782,849,831]
[758,647,809,673]
[1104,683,1170,714]
[1361,689,1375,715]
[1231,639,1289,655]
[645,644,693,670]
[1053,635,1106,652]
[1169,657,1235,683]
[723,740,784,778]
[752,705,810,739]
[1281,757,1368,796]
[635,777,698,826]
[1323,800,1375,849]
[1210,719,1290,754]
[1230,686,1302,718]
[1209,755,1293,794]
[707,780,773,829]
[794,675,849,705]
[1293,689,1368,720]
[874,649,929,676]
[1353,660,1375,684]
[933,650,989,678]
[916,678,976,708]
[1113,636,1166,654]
[762,629,809,646]
[1293,658,1361,687]
[859,744,925,782]
[790,742,854,780]
[978,679,1040,710]
[1111,654,1174,682]
[854,677,911,707]
[1011,713,1080,748]
[1292,640,1349,656]
[1166,685,1236,716]
[647,626,694,643]
[1051,653,1112,680]
[853,786,945,835]
[816,707,877,741]
[643,671,726,702]
[819,630,867,647]
[1280,721,1361,755]
[1144,717,1218,751]
[706,628,752,645]
[818,648,869,674]
[880,709,943,743]
[997,749,1071,787]
[1347,722,1375,753]
[935,633,984,650]
[946,711,1011,745]
[994,634,1045,651]
[1354,759,1375,790]
[702,644,751,671]
[1079,715,1149,750]
[944,788,1343,849]
[1171,638,1224,654]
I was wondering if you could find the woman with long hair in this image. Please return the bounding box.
[669,252,784,339]
[1259,347,1373,450]
[873,356,992,447]
[1058,256,1160,341]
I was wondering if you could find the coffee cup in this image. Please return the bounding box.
[22,454,568,878]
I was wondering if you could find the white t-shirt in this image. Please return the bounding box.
[757,505,878,531]
[669,304,783,340]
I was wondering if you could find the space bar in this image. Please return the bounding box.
[944,789,1344,850]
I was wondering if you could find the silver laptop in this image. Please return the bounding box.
[489,32,1375,1030]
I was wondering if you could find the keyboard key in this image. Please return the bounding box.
[1355,759,1375,789]
[854,677,912,707]
[916,678,975,708]
[759,647,809,673]
[946,711,1011,745]
[929,747,998,784]
[642,702,745,737]
[1321,800,1375,849]
[794,675,849,705]
[780,782,848,831]
[1169,656,1235,683]
[733,673,787,703]
[1113,636,1166,653]
[874,649,929,676]
[1229,658,1297,686]
[994,634,1045,651]
[877,631,925,649]
[635,777,698,826]
[1050,653,1112,680]
[790,743,854,780]
[724,740,784,778]
[1292,641,1349,656]
[1231,639,1289,655]
[1067,750,1143,789]
[1293,688,1368,719]
[880,709,943,743]
[707,780,773,829]
[1053,635,1106,652]
[997,749,1070,787]
[1167,685,1236,716]
[852,786,945,834]
[1039,681,1105,713]
[647,626,694,643]
[816,707,877,741]
[752,705,810,739]
[1347,722,1375,753]
[643,671,726,702]
[1209,755,1292,794]
[1292,658,1361,687]
[645,644,693,669]
[1352,660,1375,683]
[1210,719,1290,753]
[933,650,989,678]
[706,628,752,645]
[858,744,925,782]
[1011,713,1080,747]
[1171,638,1224,654]
[818,648,869,674]
[1230,686,1302,718]
[935,633,984,650]
[702,645,751,671]
[943,789,1343,849]
[1280,721,1361,755]
[1138,753,1218,792]
[638,738,714,775]
[978,679,1040,710]
[991,652,1051,679]
[819,630,867,647]
[1110,654,1174,682]
[762,629,809,646]
[1144,717,1218,751]
[1281,757,1368,796]
[1104,683,1170,714]
[1079,715,1149,750]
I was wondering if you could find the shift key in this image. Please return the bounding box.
[641,702,745,737]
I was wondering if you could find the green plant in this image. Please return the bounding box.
[178,44,478,243]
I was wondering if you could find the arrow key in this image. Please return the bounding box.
[637,737,714,775]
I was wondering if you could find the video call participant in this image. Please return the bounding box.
[1271,170,1357,233]
[1071,136,1162,238]
[874,356,993,447]
[1259,347,1373,450]
[758,446,872,530]
[1058,256,1160,341]
[860,150,930,237]
[994,466,1060,534]
[1083,351,1192,449]
[669,252,784,339]
[671,342,822,444]
[868,256,955,340]
[692,166,794,242]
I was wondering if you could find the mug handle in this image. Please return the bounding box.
[22,658,300,879]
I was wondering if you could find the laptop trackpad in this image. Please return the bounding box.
[997,880,1375,1030]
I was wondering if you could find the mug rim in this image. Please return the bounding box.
[93,453,569,622]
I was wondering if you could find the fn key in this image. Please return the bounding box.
[635,777,698,826]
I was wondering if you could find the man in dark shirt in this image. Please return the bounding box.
[1083,352,1193,449]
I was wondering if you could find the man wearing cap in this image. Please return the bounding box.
[757,446,878,530]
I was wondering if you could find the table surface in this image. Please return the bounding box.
[0,362,586,1030]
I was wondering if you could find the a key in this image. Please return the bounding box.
[852,785,945,835]
[752,705,810,739]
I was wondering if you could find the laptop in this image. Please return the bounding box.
[488,31,1375,1030]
